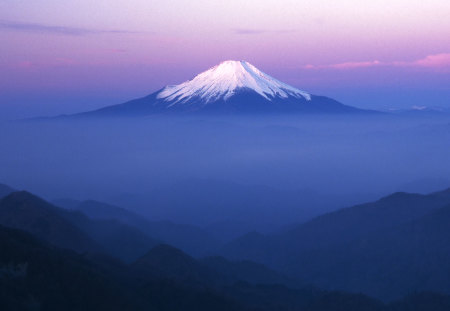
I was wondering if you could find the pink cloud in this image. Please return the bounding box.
[330,60,382,69]
[406,53,450,68]
[305,60,383,70]
[305,53,450,70]
[17,61,35,69]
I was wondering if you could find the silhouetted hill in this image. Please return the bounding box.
[325,203,450,299]
[222,187,450,300]
[281,190,450,251]
[52,198,81,209]
[1,208,450,310]
[0,224,239,311]
[0,183,15,198]
[224,189,450,261]
[65,199,139,221]
[0,192,99,253]
[130,244,389,310]
[0,192,160,262]
[111,178,337,236]
[56,208,161,263]
[0,224,140,310]
[387,292,450,311]
[221,231,271,263]
[56,198,219,257]
[201,256,298,288]
[132,244,299,289]
[220,282,384,311]
[132,244,216,286]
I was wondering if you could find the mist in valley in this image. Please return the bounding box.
[1,113,449,236]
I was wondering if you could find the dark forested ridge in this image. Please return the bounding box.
[2,186,450,310]
[54,198,219,257]
[222,188,450,300]
[0,191,100,253]
[0,183,15,199]
[2,222,450,311]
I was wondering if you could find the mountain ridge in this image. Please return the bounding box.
[76,60,370,116]
[221,187,450,300]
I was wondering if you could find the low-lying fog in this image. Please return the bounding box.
[1,114,450,232]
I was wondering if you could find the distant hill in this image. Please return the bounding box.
[54,198,219,257]
[201,256,298,288]
[109,178,339,235]
[0,191,99,253]
[2,192,450,310]
[0,183,15,198]
[60,210,161,263]
[0,224,142,310]
[222,187,450,300]
[0,191,160,262]
[132,244,215,285]
[132,244,298,289]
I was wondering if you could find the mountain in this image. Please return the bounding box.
[270,201,450,301]
[132,244,298,289]
[0,191,160,262]
[0,224,142,310]
[81,60,366,116]
[109,179,339,236]
[0,183,15,199]
[221,187,450,300]
[52,198,81,209]
[0,224,388,311]
[0,191,99,253]
[54,198,219,257]
[200,256,298,288]
[130,244,450,311]
[61,211,161,263]
[3,191,450,310]
[131,244,215,285]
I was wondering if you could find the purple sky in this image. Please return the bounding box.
[1,0,450,118]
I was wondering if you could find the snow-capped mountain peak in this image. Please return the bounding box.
[84,60,364,116]
[157,60,311,105]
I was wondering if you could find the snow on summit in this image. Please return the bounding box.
[157,60,311,104]
[83,60,362,116]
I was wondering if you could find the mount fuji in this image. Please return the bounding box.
[82,60,366,116]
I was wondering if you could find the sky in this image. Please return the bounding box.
[1,0,450,118]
